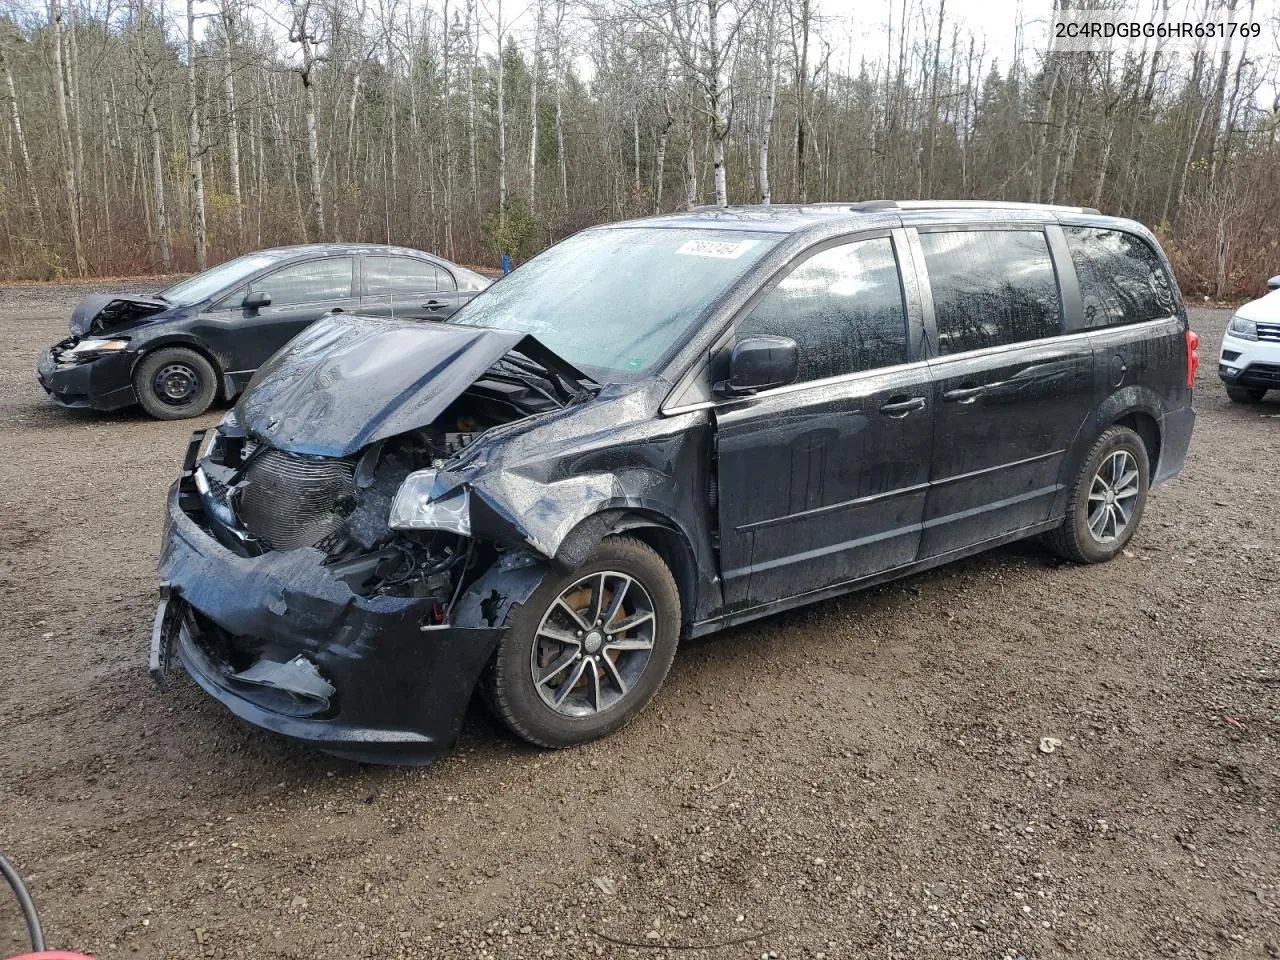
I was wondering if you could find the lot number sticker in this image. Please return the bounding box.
[675,238,757,259]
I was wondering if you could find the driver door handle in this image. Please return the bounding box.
[423,299,445,311]
[879,396,926,417]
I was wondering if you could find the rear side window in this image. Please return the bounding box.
[365,256,453,295]
[1063,227,1175,328]
[737,237,908,383]
[920,230,1062,355]
[250,258,353,306]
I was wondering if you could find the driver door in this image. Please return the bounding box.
[236,256,357,369]
[714,234,933,609]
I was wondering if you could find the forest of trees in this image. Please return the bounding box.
[0,0,1277,297]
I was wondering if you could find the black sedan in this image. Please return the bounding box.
[36,243,490,419]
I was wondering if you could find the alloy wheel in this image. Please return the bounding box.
[530,570,656,718]
[1086,449,1140,543]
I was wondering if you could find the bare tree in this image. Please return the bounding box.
[289,0,326,237]
[48,0,87,274]
[0,27,44,232]
[186,0,207,269]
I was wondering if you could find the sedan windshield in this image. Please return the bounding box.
[452,227,777,380]
[160,252,286,306]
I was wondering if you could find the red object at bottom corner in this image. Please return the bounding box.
[8,952,97,959]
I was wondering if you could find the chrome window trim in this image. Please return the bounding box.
[926,315,1178,368]
[659,315,1179,417]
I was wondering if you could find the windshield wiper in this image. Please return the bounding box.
[488,360,569,407]
[503,349,596,401]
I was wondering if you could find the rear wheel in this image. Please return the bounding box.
[133,347,218,420]
[1045,425,1150,564]
[1225,385,1266,403]
[481,535,680,748]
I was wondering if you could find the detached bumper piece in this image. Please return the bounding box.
[152,438,506,763]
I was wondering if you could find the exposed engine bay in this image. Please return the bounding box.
[191,351,580,612]
[69,293,169,336]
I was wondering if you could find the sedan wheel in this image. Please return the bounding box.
[133,346,218,420]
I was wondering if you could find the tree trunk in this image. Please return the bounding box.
[186,0,207,269]
[0,37,44,232]
[292,5,326,238]
[49,0,87,275]
[553,0,567,210]
[791,0,810,201]
[654,114,670,213]
[528,0,541,203]
[146,98,171,268]
[66,0,85,232]
[467,0,479,208]
[494,0,507,215]
[441,0,454,257]
[222,4,244,246]
[758,29,777,204]
[684,116,697,209]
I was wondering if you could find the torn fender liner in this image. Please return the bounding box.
[231,655,336,709]
[69,293,169,336]
[235,314,591,458]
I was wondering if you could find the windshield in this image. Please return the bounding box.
[452,227,777,380]
[160,252,286,306]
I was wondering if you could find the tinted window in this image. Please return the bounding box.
[920,230,1062,355]
[250,258,353,306]
[1064,227,1175,328]
[737,237,908,382]
[365,256,452,295]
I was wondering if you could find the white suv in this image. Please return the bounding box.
[1219,276,1280,402]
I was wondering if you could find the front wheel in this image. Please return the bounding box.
[1045,425,1150,564]
[481,535,681,748]
[133,347,218,420]
[1225,385,1266,403]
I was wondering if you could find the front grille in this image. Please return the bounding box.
[1257,322,1280,343]
[238,448,356,550]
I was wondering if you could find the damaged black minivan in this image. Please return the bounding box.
[151,202,1197,762]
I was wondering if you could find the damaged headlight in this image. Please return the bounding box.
[63,337,129,361]
[388,469,471,535]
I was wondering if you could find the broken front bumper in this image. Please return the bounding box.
[36,346,138,411]
[153,474,507,763]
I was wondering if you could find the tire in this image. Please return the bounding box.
[1225,386,1266,403]
[133,347,218,420]
[481,535,681,749]
[1045,425,1150,564]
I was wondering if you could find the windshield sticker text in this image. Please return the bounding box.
[675,239,757,259]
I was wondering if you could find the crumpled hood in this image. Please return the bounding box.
[236,314,586,457]
[69,293,170,336]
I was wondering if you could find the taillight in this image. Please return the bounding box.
[1185,329,1200,388]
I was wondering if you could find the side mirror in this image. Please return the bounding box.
[242,290,271,311]
[723,335,799,395]
[1267,276,1280,291]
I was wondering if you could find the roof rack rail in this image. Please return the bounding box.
[829,199,1101,215]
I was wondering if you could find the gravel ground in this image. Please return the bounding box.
[1,284,1276,960]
